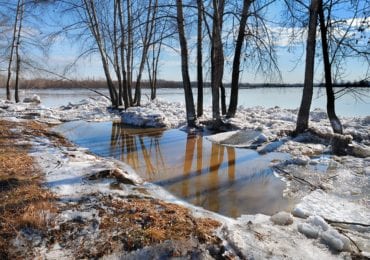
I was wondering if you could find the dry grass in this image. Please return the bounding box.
[0,119,222,258]
[0,120,57,259]
[98,197,221,252]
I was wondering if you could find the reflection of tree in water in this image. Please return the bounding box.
[109,123,286,217]
[109,122,165,175]
[180,134,237,215]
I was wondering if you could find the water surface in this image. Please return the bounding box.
[55,121,293,217]
[1,87,368,116]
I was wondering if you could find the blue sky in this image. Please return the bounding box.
[42,0,369,84]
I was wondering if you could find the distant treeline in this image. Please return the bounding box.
[1,78,369,89]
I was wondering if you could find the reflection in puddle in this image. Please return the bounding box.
[55,121,293,217]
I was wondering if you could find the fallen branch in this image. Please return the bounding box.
[273,166,323,190]
[325,219,370,228]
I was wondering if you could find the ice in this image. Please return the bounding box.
[295,190,370,225]
[206,130,266,148]
[270,211,294,225]
[292,207,308,219]
[321,229,351,252]
[23,94,41,103]
[2,96,369,258]
[307,215,329,231]
[298,223,320,238]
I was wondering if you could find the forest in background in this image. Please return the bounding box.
[0,76,368,90]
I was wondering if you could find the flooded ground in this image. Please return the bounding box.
[55,121,294,217]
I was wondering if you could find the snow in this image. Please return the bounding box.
[294,189,370,225]
[1,95,370,258]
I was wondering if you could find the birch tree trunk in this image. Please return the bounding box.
[83,0,118,107]
[133,0,157,106]
[117,0,129,109]
[126,0,133,105]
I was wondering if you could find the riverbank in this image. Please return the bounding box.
[0,97,369,258]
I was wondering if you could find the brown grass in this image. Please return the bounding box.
[0,119,222,258]
[0,120,57,259]
[98,197,221,252]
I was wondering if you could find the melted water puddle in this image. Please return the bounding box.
[55,121,293,217]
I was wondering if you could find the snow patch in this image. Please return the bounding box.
[295,190,370,225]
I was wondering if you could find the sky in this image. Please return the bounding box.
[4,0,369,84]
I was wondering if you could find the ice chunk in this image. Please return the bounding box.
[295,190,370,226]
[270,211,293,225]
[320,229,351,252]
[298,223,319,239]
[23,94,41,103]
[206,130,263,148]
[292,155,310,166]
[292,207,308,219]
[307,216,329,231]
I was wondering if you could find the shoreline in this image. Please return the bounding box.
[0,97,369,258]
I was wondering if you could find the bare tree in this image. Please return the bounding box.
[227,0,254,118]
[176,0,196,127]
[295,0,320,134]
[146,18,166,100]
[13,0,24,103]
[133,0,158,106]
[196,0,203,117]
[210,0,224,123]
[318,0,343,134]
[5,0,21,101]
[82,0,118,106]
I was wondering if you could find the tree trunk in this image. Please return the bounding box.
[318,2,343,134]
[14,0,24,103]
[6,0,21,101]
[295,0,320,133]
[196,0,203,117]
[83,0,117,106]
[176,0,196,127]
[117,0,129,109]
[113,0,123,107]
[220,83,226,115]
[227,0,253,118]
[211,0,224,122]
[126,0,133,106]
[134,0,157,106]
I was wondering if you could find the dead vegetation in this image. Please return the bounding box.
[0,119,223,258]
[0,120,57,259]
[48,195,222,258]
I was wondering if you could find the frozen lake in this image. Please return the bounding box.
[1,87,369,117]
